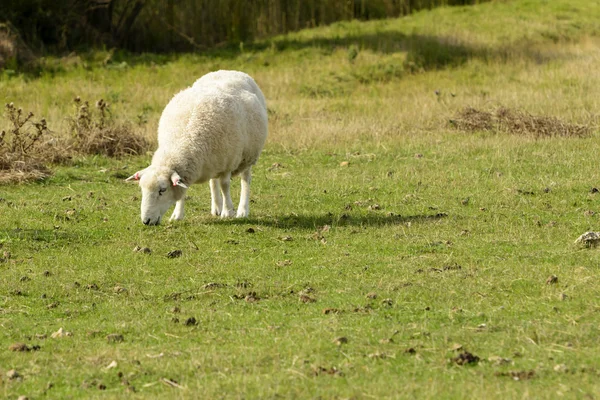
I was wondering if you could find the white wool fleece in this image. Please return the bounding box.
[127,70,268,225]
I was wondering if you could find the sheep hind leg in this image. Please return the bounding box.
[236,168,251,218]
[219,173,235,218]
[210,178,223,216]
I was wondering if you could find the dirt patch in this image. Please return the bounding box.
[450,106,592,138]
[495,370,535,380]
[106,333,124,343]
[166,249,183,258]
[299,294,316,303]
[312,366,343,376]
[203,282,227,290]
[452,351,480,365]
[9,342,39,352]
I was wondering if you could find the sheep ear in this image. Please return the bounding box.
[171,172,188,188]
[125,168,147,182]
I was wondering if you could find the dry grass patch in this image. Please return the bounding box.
[0,99,150,184]
[67,97,149,158]
[450,106,593,138]
[0,103,55,183]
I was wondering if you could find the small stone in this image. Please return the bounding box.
[7,369,21,379]
[105,360,118,369]
[339,161,349,167]
[51,327,73,338]
[574,231,600,247]
[559,293,568,301]
[113,286,127,294]
[546,275,558,285]
[554,363,568,373]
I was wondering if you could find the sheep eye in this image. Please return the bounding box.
[158,188,167,196]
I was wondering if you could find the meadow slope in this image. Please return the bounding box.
[2,0,600,398]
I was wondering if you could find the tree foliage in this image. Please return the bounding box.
[0,0,484,55]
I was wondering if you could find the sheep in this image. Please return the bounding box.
[126,70,268,225]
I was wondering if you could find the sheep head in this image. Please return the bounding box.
[126,166,188,225]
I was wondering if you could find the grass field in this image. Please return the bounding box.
[2,0,600,398]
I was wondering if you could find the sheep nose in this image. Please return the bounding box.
[143,218,151,225]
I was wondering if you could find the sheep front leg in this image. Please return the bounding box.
[219,173,235,218]
[170,197,186,221]
[209,178,223,216]
[236,168,251,218]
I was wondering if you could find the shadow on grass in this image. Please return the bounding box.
[106,29,560,73]
[0,228,72,242]
[209,211,448,230]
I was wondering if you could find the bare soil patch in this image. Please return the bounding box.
[450,106,592,138]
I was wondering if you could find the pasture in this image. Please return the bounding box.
[2,0,600,398]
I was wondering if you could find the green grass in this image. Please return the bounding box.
[2,0,600,398]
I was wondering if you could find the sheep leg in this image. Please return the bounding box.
[170,196,186,221]
[219,173,235,218]
[236,168,251,218]
[209,178,223,216]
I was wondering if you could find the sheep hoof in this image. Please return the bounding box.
[220,209,235,218]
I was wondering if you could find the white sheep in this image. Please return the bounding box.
[126,70,268,225]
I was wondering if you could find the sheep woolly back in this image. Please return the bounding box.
[152,70,268,185]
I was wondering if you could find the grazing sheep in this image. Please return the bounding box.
[126,70,268,225]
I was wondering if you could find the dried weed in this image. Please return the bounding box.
[67,97,149,158]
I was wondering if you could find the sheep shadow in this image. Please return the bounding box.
[210,211,448,231]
